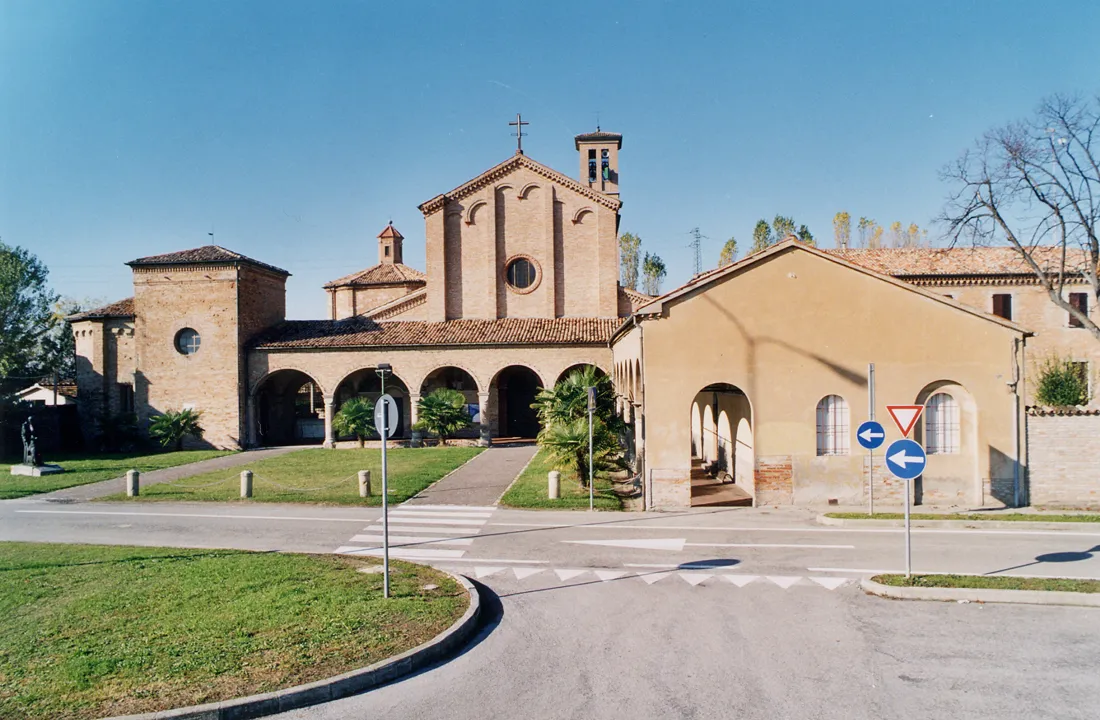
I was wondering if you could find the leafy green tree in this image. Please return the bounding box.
[833,211,851,249]
[619,232,642,290]
[641,253,667,296]
[0,241,60,382]
[1035,356,1090,407]
[414,388,472,446]
[797,224,815,246]
[772,215,796,241]
[718,237,738,267]
[332,396,376,447]
[533,366,625,487]
[148,409,205,451]
[751,219,773,253]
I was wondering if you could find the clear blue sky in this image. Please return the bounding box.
[3,0,1098,319]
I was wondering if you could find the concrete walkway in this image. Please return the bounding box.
[405,444,538,507]
[27,446,302,503]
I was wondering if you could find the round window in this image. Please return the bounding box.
[505,257,538,291]
[175,328,201,355]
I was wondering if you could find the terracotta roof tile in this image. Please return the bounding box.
[323,263,427,288]
[574,131,623,149]
[253,317,619,350]
[827,246,1090,277]
[67,297,135,321]
[127,245,289,276]
[619,285,652,310]
[377,223,404,240]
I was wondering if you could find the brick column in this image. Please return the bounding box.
[477,391,492,444]
[408,393,421,426]
[323,397,335,448]
[246,394,256,447]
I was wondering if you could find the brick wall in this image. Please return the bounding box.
[1027,412,1100,509]
[754,456,793,505]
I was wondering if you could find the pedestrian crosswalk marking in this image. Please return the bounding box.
[767,576,802,589]
[809,576,849,590]
[554,568,588,581]
[474,566,507,579]
[594,570,627,582]
[334,503,495,561]
[725,575,758,587]
[334,546,467,560]
[680,572,712,586]
[637,571,672,584]
[348,534,473,546]
[513,567,545,580]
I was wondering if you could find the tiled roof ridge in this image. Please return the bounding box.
[827,245,1091,278]
[127,245,289,276]
[418,154,621,215]
[66,297,135,321]
[1027,405,1100,416]
[363,288,428,320]
[323,263,427,289]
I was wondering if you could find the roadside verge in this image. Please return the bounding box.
[861,576,1100,608]
[105,571,482,720]
[817,513,1100,532]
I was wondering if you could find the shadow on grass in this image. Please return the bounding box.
[0,549,257,573]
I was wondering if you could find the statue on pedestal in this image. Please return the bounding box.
[22,418,42,467]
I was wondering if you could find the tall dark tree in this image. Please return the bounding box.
[941,94,1100,343]
[751,220,773,254]
[0,241,59,385]
[641,253,667,296]
[718,237,738,266]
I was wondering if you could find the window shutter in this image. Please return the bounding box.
[1069,293,1088,328]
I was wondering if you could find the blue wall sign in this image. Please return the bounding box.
[856,420,886,450]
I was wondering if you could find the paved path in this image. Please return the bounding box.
[404,444,538,507]
[28,446,301,503]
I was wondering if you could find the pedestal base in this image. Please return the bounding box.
[10,464,65,477]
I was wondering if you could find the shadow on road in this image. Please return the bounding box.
[986,544,1100,575]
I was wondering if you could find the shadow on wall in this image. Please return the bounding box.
[988,445,1022,506]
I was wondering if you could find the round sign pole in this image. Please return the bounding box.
[381,403,390,599]
[904,471,912,579]
[868,363,875,516]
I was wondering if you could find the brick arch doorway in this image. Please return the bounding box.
[492,365,543,439]
[254,369,324,446]
[690,382,753,507]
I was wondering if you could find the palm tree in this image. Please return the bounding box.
[332,396,376,447]
[537,416,623,488]
[414,389,472,446]
[148,408,204,451]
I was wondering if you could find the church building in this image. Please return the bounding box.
[69,128,646,450]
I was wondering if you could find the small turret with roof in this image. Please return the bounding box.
[575,127,622,196]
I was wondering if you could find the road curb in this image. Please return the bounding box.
[103,570,482,720]
[816,513,1100,532]
[860,576,1100,608]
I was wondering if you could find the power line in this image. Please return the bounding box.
[687,227,708,276]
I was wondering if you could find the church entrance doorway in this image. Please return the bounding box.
[254,369,324,446]
[492,366,543,439]
[689,383,753,507]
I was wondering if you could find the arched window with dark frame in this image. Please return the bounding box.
[816,395,849,456]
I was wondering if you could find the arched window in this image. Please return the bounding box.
[816,395,849,456]
[925,393,959,454]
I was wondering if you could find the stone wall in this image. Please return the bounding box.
[1027,410,1100,509]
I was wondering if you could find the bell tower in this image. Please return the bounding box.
[575,129,622,196]
[378,222,403,265]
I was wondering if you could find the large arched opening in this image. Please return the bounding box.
[420,366,480,439]
[492,365,543,439]
[690,382,753,507]
[556,363,606,386]
[334,368,411,439]
[913,380,980,506]
[254,369,324,447]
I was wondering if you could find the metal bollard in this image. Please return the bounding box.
[358,470,371,497]
[126,470,140,497]
[240,470,253,499]
[548,470,561,500]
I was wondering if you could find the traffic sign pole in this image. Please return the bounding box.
[868,363,875,516]
[587,387,596,512]
[381,405,390,598]
[885,437,925,578]
[904,472,912,578]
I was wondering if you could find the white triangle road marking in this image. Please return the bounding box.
[555,568,589,582]
[724,575,758,587]
[594,570,627,582]
[563,538,686,551]
[637,571,672,584]
[679,572,712,586]
[513,567,545,580]
[474,566,507,579]
[767,575,803,589]
[809,576,849,590]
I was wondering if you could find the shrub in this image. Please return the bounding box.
[1035,355,1089,407]
[414,389,472,446]
[148,408,204,451]
[332,396,376,447]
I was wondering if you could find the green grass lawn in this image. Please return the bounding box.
[499,448,622,510]
[827,511,1100,523]
[99,446,483,505]
[0,542,467,720]
[873,573,1100,593]
[0,450,233,500]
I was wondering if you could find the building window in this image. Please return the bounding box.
[175,328,201,355]
[588,149,597,183]
[504,256,539,292]
[925,393,960,454]
[1069,292,1088,328]
[992,294,1012,321]
[118,383,135,414]
[384,245,391,257]
[815,395,849,456]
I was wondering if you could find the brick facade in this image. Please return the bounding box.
[1027,412,1100,509]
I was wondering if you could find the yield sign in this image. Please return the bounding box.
[886,405,924,438]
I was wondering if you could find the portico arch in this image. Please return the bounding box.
[689,382,753,506]
[491,365,543,439]
[333,367,411,439]
[556,363,607,385]
[913,380,980,505]
[253,369,325,447]
[420,366,481,438]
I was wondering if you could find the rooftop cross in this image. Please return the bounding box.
[509,113,529,155]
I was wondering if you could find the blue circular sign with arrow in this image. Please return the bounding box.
[885,438,926,480]
[856,420,886,450]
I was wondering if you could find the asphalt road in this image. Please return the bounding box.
[3,497,1099,719]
